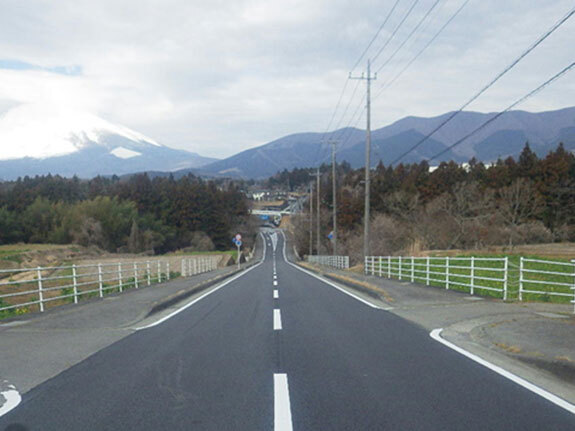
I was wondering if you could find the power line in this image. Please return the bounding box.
[375,0,442,74]
[313,79,363,167]
[389,4,575,165]
[427,61,575,162]
[321,80,349,139]
[372,0,421,64]
[313,79,350,166]
[350,0,402,72]
[373,0,471,101]
[316,0,401,167]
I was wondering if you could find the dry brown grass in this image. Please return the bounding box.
[494,342,522,354]
[417,242,575,260]
[299,262,394,303]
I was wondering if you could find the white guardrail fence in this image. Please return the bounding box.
[519,257,575,304]
[0,256,219,315]
[307,255,350,269]
[365,256,509,300]
[365,255,575,312]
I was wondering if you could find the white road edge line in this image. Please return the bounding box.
[280,231,381,310]
[0,383,21,417]
[430,328,575,415]
[274,373,293,431]
[273,290,279,299]
[274,309,282,330]
[136,233,265,330]
[273,280,278,286]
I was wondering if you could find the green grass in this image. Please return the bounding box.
[0,262,191,320]
[369,254,575,304]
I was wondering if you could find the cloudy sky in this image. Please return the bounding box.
[0,0,573,158]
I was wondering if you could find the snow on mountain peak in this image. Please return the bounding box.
[0,103,160,160]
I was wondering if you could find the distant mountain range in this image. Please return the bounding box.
[193,106,575,178]
[1,104,574,180]
[0,104,217,180]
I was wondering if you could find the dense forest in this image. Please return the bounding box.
[0,173,252,254]
[290,143,575,260]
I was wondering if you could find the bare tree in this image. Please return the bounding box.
[497,178,544,246]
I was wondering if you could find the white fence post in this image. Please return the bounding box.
[388,256,391,278]
[118,262,123,293]
[503,257,509,301]
[399,256,402,280]
[37,267,45,312]
[470,256,475,296]
[181,258,186,277]
[364,256,368,275]
[411,257,415,282]
[134,262,139,289]
[157,260,161,283]
[445,257,450,290]
[72,264,79,304]
[519,257,524,301]
[426,257,430,285]
[192,259,196,275]
[572,259,575,314]
[98,263,104,297]
[146,261,151,286]
[167,262,171,280]
[378,257,383,277]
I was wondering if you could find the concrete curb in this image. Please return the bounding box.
[146,260,260,318]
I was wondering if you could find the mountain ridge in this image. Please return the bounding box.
[193,106,575,178]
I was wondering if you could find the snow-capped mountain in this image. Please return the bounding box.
[0,104,216,179]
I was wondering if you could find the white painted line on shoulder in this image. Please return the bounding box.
[0,383,21,417]
[430,328,575,415]
[289,262,381,309]
[135,257,263,330]
[274,309,282,330]
[274,373,293,431]
[274,290,279,299]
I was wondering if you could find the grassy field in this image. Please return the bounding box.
[0,243,227,320]
[368,253,575,304]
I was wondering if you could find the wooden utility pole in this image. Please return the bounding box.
[309,181,313,256]
[311,168,321,254]
[350,59,376,258]
[330,141,338,255]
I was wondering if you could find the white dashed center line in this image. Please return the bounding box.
[274,290,279,299]
[274,373,293,431]
[273,309,282,330]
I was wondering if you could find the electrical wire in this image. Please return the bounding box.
[389,4,575,165]
[427,61,575,162]
[375,0,442,74]
[350,0,402,72]
[371,0,421,64]
[373,0,471,101]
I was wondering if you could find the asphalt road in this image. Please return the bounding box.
[1,230,575,430]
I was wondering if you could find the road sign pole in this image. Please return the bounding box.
[237,242,241,269]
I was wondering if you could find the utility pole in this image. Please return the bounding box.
[311,168,321,254]
[330,140,338,255]
[309,181,313,256]
[350,59,377,258]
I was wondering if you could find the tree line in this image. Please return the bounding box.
[0,173,252,254]
[290,143,575,260]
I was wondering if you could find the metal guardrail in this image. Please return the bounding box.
[0,256,219,315]
[365,256,509,300]
[520,257,575,312]
[307,255,350,269]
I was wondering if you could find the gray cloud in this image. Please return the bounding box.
[0,0,573,158]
